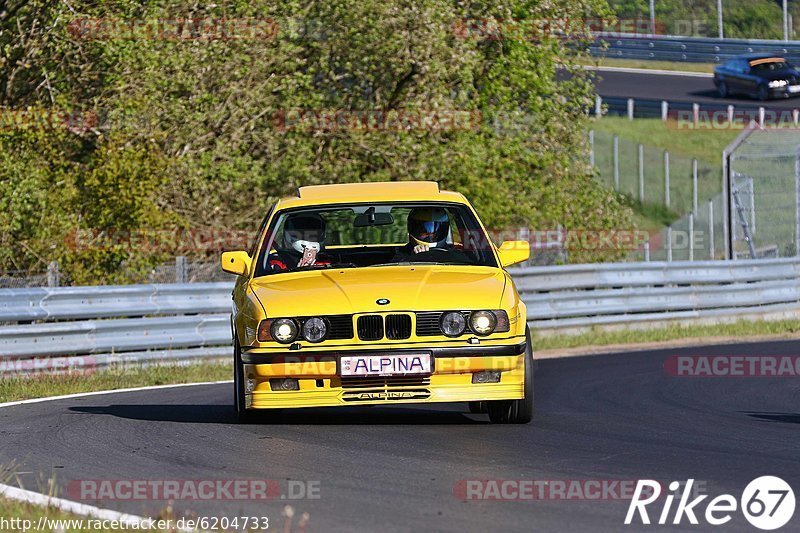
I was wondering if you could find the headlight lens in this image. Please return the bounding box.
[440,311,467,337]
[302,317,328,343]
[270,318,298,343]
[470,310,497,336]
[769,80,788,88]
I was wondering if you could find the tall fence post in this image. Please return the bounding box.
[613,134,619,191]
[692,159,698,213]
[589,130,595,167]
[638,143,644,202]
[689,213,695,261]
[176,256,188,283]
[666,226,673,261]
[47,262,60,287]
[664,150,670,209]
[709,200,715,260]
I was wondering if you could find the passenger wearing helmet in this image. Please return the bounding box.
[398,207,452,256]
[268,213,332,271]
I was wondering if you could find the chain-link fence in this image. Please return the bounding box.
[728,128,800,259]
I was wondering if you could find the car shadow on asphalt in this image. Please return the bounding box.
[741,411,800,424]
[68,404,488,425]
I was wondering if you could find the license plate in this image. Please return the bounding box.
[788,85,800,93]
[340,353,432,377]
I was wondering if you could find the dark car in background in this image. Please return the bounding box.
[713,54,800,100]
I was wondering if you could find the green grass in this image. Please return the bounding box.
[0,362,231,403]
[586,57,717,74]
[534,318,800,352]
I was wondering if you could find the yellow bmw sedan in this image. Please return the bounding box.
[221,181,533,423]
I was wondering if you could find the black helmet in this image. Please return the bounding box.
[284,213,326,252]
[407,207,449,246]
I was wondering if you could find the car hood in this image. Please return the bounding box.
[760,69,800,81]
[249,265,507,316]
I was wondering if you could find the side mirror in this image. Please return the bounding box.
[221,251,252,276]
[497,241,530,268]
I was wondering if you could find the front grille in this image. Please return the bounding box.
[357,315,384,341]
[323,315,354,340]
[340,376,431,389]
[415,311,444,336]
[340,375,431,402]
[385,314,412,339]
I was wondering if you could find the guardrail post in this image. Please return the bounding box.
[613,134,619,191]
[692,159,698,213]
[643,241,650,262]
[664,151,670,209]
[661,100,668,122]
[47,262,60,287]
[595,95,602,117]
[759,107,765,128]
[638,144,645,202]
[709,200,715,259]
[627,98,634,121]
[176,256,188,283]
[796,145,800,256]
[689,213,695,261]
[692,103,699,125]
[589,130,595,166]
[666,226,673,261]
[794,109,800,127]
[728,105,734,126]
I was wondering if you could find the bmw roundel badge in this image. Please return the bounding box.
[376,298,390,305]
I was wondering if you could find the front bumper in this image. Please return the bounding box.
[240,339,527,409]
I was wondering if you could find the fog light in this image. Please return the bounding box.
[472,371,501,384]
[269,378,300,391]
[246,379,257,393]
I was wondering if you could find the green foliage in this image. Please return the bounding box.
[0,0,635,283]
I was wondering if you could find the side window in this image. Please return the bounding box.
[248,205,274,257]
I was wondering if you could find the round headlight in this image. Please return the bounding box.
[440,311,467,337]
[470,310,497,336]
[302,317,328,343]
[270,318,298,343]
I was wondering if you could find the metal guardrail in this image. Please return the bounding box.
[593,34,800,64]
[1,258,798,374]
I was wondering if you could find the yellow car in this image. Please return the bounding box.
[221,181,533,423]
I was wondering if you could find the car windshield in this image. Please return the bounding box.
[253,202,497,277]
[750,58,791,72]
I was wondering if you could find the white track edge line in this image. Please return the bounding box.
[0,380,232,409]
[0,381,235,531]
[0,483,203,532]
[583,65,714,77]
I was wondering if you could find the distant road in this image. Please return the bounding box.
[590,67,800,111]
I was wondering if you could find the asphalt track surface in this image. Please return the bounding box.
[593,69,800,111]
[2,339,800,532]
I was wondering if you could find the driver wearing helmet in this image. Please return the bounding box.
[268,213,332,271]
[398,207,452,256]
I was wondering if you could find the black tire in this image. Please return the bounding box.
[233,338,257,423]
[468,401,487,414]
[487,327,534,424]
[757,84,769,101]
[717,81,728,98]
